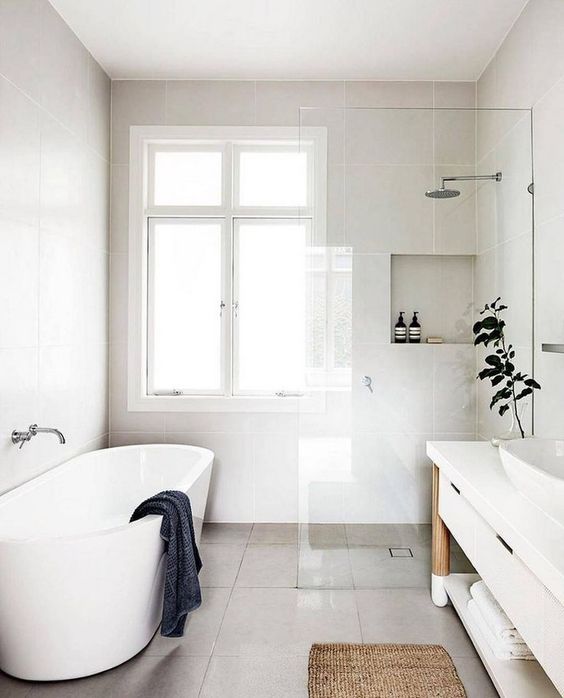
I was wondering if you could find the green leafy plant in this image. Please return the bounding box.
[473,297,540,438]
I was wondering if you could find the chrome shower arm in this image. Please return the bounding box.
[441,172,502,186]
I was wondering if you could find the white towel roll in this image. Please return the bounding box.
[470,580,524,643]
[467,599,534,661]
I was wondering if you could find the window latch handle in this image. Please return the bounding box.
[232,301,239,318]
[219,301,226,317]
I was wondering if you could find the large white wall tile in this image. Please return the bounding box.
[165,412,252,434]
[87,55,111,160]
[167,432,254,522]
[0,76,40,227]
[352,344,434,434]
[434,110,475,166]
[39,231,108,346]
[345,109,433,165]
[529,0,564,105]
[434,165,477,255]
[299,107,345,165]
[494,2,535,109]
[85,149,110,250]
[534,77,564,225]
[111,80,166,163]
[534,352,564,439]
[494,115,533,241]
[535,216,564,343]
[109,341,165,433]
[345,433,432,523]
[166,80,255,126]
[255,81,344,125]
[298,436,348,523]
[477,61,497,110]
[110,165,129,252]
[110,252,127,343]
[110,432,165,447]
[253,433,298,522]
[0,348,38,436]
[345,81,433,108]
[39,114,85,239]
[39,0,89,137]
[344,164,434,253]
[326,164,345,244]
[352,254,391,345]
[0,220,38,348]
[433,345,476,434]
[495,232,533,347]
[433,82,476,109]
[0,0,41,100]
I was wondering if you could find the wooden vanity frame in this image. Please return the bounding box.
[431,463,450,606]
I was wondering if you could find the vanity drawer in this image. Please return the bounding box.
[438,472,477,561]
[474,516,544,656]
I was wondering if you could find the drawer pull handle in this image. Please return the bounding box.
[450,482,461,495]
[496,534,513,555]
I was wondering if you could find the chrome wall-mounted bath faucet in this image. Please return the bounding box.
[11,425,66,449]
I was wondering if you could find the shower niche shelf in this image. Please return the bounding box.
[390,255,473,345]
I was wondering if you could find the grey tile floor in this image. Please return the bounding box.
[1,523,497,698]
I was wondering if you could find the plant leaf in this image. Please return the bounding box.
[515,387,533,400]
[482,317,498,329]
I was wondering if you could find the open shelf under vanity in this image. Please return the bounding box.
[444,573,560,698]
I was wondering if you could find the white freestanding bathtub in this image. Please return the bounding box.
[0,444,213,682]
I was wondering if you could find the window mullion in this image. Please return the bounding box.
[224,143,234,398]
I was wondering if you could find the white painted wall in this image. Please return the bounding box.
[476,0,564,439]
[109,79,477,522]
[0,0,110,494]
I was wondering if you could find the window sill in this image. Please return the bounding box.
[127,392,326,413]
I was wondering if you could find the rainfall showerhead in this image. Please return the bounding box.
[425,187,460,199]
[426,172,502,199]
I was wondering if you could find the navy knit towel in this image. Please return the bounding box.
[130,490,202,637]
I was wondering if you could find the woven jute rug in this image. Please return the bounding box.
[308,644,466,698]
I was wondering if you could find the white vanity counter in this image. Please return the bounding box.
[428,441,564,697]
[428,440,564,607]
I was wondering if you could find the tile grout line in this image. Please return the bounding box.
[197,523,253,697]
[345,530,365,643]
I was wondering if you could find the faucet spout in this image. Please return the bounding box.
[11,424,66,448]
[29,425,66,444]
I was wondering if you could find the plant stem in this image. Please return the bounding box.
[497,308,525,438]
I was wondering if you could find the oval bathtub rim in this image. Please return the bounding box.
[0,443,214,545]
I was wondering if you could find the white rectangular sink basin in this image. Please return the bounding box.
[500,438,564,524]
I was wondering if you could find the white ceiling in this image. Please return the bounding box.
[49,0,528,81]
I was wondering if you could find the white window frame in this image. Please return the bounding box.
[128,125,327,413]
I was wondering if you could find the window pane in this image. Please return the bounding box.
[149,220,222,392]
[236,221,308,392]
[238,150,308,207]
[153,151,222,206]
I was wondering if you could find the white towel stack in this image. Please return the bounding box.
[468,580,534,661]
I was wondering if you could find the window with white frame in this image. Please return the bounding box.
[128,126,341,411]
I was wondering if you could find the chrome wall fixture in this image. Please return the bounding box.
[11,424,66,449]
[425,172,503,199]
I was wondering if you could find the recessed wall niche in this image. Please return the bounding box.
[391,255,473,344]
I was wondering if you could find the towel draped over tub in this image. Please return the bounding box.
[130,490,202,637]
